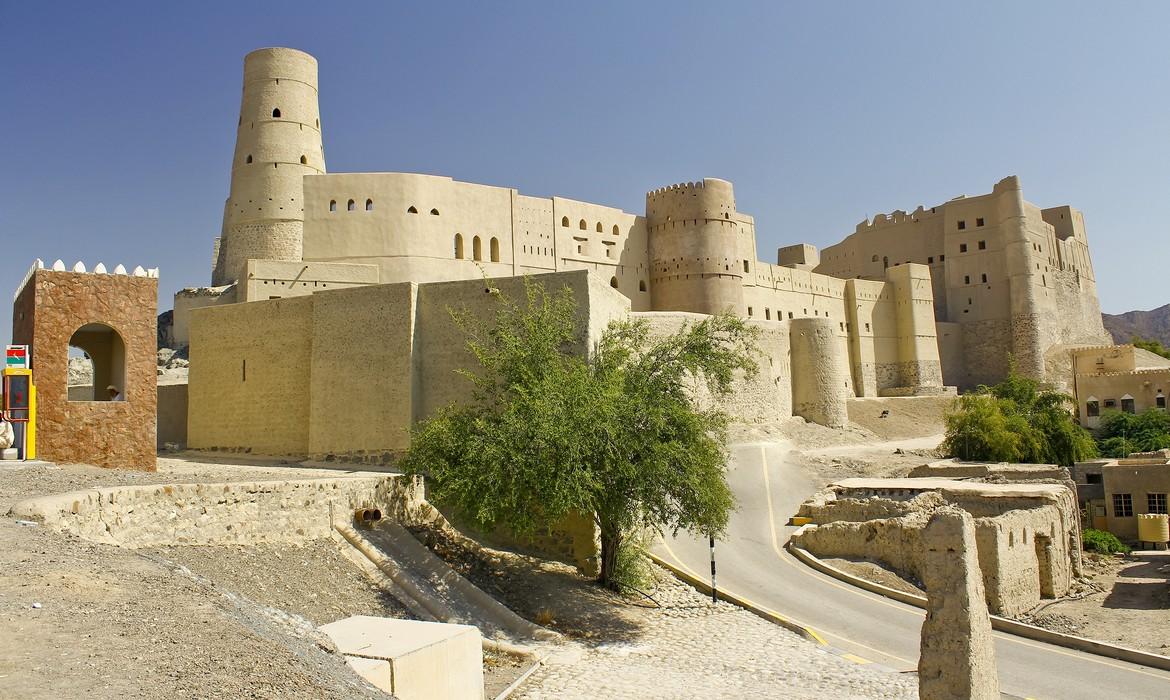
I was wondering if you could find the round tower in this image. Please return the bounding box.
[645,178,744,315]
[212,47,325,286]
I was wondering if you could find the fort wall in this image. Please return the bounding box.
[789,317,850,427]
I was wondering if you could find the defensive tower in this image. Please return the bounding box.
[212,47,325,286]
[645,178,744,315]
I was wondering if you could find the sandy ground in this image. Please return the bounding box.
[0,457,533,699]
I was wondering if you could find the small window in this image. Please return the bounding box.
[577,244,583,254]
[957,220,966,230]
[789,312,795,320]
[272,108,281,118]
[1122,397,1136,414]
[347,199,355,211]
[1104,399,1116,409]
[981,273,988,283]
[473,236,482,261]
[596,222,604,233]
[964,275,970,285]
[613,225,620,236]
[1113,493,1133,517]
[329,200,337,212]
[579,219,587,230]
[430,208,439,216]
[978,240,986,250]
[1086,473,1103,484]
[765,309,771,320]
[871,254,879,262]
[747,307,753,316]
[968,298,973,305]
[454,234,464,259]
[1157,393,1166,409]
[610,276,618,289]
[939,254,945,261]
[407,206,418,214]
[639,280,647,292]
[1149,493,1168,515]
[300,155,308,165]
[365,199,373,211]
[882,256,889,269]
[743,260,750,273]
[561,216,570,227]
[960,243,968,253]
[927,256,934,264]
[245,154,253,164]
[976,217,985,227]
[490,237,500,262]
[1086,400,1099,417]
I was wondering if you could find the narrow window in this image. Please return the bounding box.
[579,219,587,230]
[596,222,603,233]
[789,312,794,320]
[871,254,879,262]
[882,256,889,269]
[329,200,337,212]
[765,308,771,320]
[366,199,373,211]
[743,260,750,273]
[1086,400,1099,417]
[242,359,246,382]
[1122,396,1136,414]
[347,199,355,211]
[1149,493,1168,515]
[245,154,253,164]
[939,254,945,261]
[407,206,418,214]
[490,237,500,262]
[561,216,570,227]
[1157,392,1166,409]
[1113,493,1133,517]
[978,240,986,250]
[300,155,308,165]
[976,217,985,227]
[454,234,464,259]
[927,256,934,264]
[964,275,970,285]
[981,273,988,283]
[747,307,753,317]
[610,276,618,289]
[272,108,281,118]
[960,243,968,253]
[639,280,647,292]
[864,322,870,331]
[612,224,620,236]
[473,236,482,261]
[430,208,440,216]
[957,220,966,230]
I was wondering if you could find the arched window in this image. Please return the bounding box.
[365,199,373,211]
[596,222,603,233]
[246,155,253,164]
[300,155,308,165]
[490,237,500,262]
[561,216,570,227]
[579,219,587,230]
[272,108,281,118]
[613,225,620,236]
[454,234,464,259]
[473,236,483,261]
[610,276,619,289]
[407,206,418,214]
[329,200,337,212]
[430,208,440,216]
[871,254,879,262]
[639,280,647,292]
[347,199,355,211]
[68,323,126,402]
[882,256,889,269]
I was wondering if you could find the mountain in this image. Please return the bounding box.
[1102,304,1170,345]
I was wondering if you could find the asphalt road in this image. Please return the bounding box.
[653,441,1170,700]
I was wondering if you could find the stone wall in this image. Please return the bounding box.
[12,269,158,471]
[7,475,423,547]
[789,317,850,427]
[156,382,188,448]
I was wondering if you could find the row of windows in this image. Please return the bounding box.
[325,200,443,215]
[245,155,312,165]
[956,217,985,230]
[1112,493,1168,517]
[963,274,989,285]
[872,254,946,268]
[561,217,621,236]
[239,109,320,129]
[1085,394,1164,417]
[608,277,648,292]
[958,240,987,253]
[746,307,837,322]
[454,234,500,262]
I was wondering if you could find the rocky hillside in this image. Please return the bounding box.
[1103,304,1170,345]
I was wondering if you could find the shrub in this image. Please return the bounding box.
[1082,528,1130,555]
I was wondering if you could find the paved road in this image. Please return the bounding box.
[653,441,1170,700]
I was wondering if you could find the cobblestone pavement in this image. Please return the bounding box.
[514,576,918,700]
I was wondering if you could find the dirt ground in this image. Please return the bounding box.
[0,458,534,699]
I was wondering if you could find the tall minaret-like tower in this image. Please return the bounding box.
[212,47,325,286]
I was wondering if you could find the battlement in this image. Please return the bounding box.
[14,259,159,302]
[645,177,736,226]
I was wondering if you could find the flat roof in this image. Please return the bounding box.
[833,478,1066,499]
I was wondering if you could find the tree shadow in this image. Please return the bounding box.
[1102,580,1170,610]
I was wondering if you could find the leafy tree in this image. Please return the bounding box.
[941,372,1096,466]
[1131,336,1170,360]
[399,278,759,589]
[1095,408,1170,456]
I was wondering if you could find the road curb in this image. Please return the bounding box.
[786,542,1170,673]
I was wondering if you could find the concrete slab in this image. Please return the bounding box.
[321,615,484,700]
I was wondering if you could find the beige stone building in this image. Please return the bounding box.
[1067,344,1170,429]
[1073,452,1170,541]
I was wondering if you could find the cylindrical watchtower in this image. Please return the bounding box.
[212,47,325,286]
[645,178,744,315]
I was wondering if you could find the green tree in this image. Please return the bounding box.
[1096,408,1170,456]
[941,373,1096,466]
[399,279,759,589]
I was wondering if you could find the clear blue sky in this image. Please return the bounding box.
[2,1,1168,348]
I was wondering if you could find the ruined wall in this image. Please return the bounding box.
[171,286,235,347]
[12,267,158,471]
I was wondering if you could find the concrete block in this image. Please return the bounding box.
[344,655,393,693]
[321,615,484,700]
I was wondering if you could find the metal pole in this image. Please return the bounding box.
[709,534,717,603]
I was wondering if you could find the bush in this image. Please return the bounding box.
[1082,528,1131,555]
[1096,408,1170,455]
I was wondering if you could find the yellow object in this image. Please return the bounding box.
[790,516,813,526]
[1137,513,1169,542]
[1,368,35,460]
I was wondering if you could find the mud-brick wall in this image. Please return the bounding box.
[12,270,158,471]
